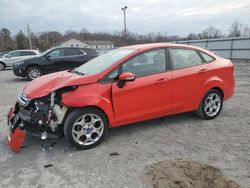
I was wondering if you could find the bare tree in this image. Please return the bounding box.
[242,25,250,37]
[0,28,15,51]
[228,21,243,37]
[200,26,222,39]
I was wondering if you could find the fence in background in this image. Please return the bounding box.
[177,37,250,61]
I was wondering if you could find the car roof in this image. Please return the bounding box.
[126,43,202,51]
[123,43,217,57]
[12,50,38,51]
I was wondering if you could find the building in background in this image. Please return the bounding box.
[55,38,114,54]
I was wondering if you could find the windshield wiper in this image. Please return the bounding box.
[71,69,84,76]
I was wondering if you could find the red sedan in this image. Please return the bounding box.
[7,43,235,151]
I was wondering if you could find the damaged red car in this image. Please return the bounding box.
[7,43,235,152]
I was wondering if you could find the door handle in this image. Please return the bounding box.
[155,78,168,84]
[198,69,208,74]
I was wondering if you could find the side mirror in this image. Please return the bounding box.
[117,72,136,88]
[119,72,136,81]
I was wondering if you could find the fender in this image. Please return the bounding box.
[61,83,116,127]
[203,76,225,97]
[205,76,225,90]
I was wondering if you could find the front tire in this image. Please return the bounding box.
[196,89,223,120]
[64,108,108,150]
[26,67,43,80]
[0,62,6,71]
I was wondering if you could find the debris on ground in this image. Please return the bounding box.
[44,164,54,168]
[41,142,57,151]
[143,160,241,188]
[109,152,120,156]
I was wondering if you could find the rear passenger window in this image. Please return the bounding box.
[65,48,82,56]
[170,48,203,69]
[200,52,215,62]
[21,51,36,56]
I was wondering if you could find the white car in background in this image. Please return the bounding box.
[0,50,40,70]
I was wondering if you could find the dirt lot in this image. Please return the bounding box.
[0,63,249,188]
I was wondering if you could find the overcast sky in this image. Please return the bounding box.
[1,0,250,36]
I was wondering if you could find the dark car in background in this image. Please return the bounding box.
[13,47,98,80]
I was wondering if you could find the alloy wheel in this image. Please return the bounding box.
[28,68,41,80]
[204,93,221,117]
[0,63,5,71]
[72,114,104,146]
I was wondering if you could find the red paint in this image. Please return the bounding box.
[119,72,136,81]
[21,43,235,128]
[23,70,100,99]
[8,128,26,153]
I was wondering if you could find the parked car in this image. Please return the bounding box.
[7,43,235,152]
[0,50,40,70]
[12,47,98,80]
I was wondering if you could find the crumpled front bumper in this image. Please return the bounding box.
[7,107,26,153]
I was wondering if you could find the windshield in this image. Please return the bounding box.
[75,48,136,75]
[41,48,53,56]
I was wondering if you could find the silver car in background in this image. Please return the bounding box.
[0,50,40,70]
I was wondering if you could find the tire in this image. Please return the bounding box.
[64,107,108,150]
[0,62,6,71]
[196,89,223,120]
[26,67,43,80]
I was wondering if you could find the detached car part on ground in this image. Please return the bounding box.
[7,43,235,152]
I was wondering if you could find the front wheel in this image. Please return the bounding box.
[196,89,223,119]
[64,108,108,150]
[0,62,6,71]
[26,67,43,80]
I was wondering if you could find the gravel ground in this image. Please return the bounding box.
[0,63,249,188]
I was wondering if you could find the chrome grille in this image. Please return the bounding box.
[18,93,30,106]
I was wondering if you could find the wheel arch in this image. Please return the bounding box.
[210,87,224,99]
[64,105,110,127]
[0,61,6,67]
[25,64,44,75]
[204,76,225,99]
[62,95,116,127]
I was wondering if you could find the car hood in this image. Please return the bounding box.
[23,71,100,99]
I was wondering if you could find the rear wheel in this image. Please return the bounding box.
[26,67,43,80]
[64,108,108,150]
[0,62,6,71]
[196,89,223,119]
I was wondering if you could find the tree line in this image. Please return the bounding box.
[0,21,249,52]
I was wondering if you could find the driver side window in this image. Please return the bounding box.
[48,49,64,58]
[7,51,21,58]
[122,49,166,77]
[103,49,167,83]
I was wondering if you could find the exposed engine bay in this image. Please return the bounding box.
[8,86,76,152]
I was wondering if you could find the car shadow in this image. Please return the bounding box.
[107,112,199,138]
[9,111,200,155]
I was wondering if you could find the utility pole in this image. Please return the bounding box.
[26,24,32,49]
[121,6,127,46]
